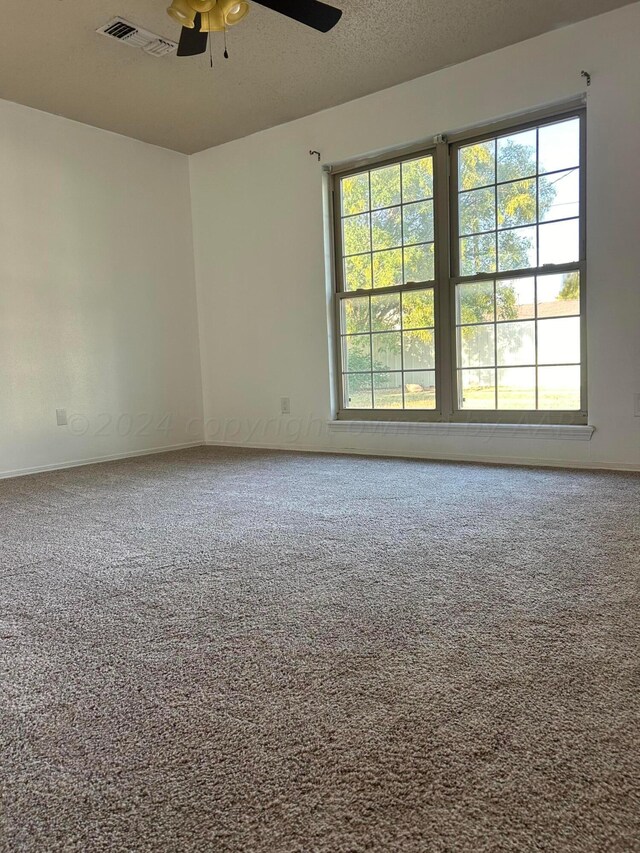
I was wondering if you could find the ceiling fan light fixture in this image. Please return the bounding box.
[167,0,197,28]
[199,5,225,32]
[219,0,250,26]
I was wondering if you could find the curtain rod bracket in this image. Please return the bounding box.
[580,70,591,87]
[310,150,321,162]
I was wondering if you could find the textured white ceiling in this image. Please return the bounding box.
[0,0,633,153]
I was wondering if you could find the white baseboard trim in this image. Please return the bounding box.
[0,441,205,481]
[204,439,640,473]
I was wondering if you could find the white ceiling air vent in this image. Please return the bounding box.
[143,39,179,58]
[97,18,178,57]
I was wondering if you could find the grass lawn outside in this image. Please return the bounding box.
[345,384,579,411]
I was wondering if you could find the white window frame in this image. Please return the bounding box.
[330,100,587,426]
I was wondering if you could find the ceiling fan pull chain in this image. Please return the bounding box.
[223,26,229,59]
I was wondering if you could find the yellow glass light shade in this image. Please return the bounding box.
[169,0,249,34]
[219,0,250,26]
[189,0,215,12]
[199,5,225,32]
[166,0,197,28]
[200,1,249,32]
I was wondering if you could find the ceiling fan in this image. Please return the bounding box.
[167,0,343,57]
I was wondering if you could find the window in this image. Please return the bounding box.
[337,154,437,411]
[332,105,586,424]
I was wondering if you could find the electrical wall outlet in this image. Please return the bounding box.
[56,408,68,426]
[280,397,291,415]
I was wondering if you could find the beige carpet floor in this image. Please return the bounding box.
[1,447,639,852]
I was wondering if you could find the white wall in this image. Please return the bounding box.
[190,3,640,470]
[0,100,203,477]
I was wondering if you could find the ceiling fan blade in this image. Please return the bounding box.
[177,13,208,56]
[253,0,342,33]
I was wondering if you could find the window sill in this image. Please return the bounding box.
[327,420,595,441]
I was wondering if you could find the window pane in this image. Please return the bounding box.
[404,371,436,409]
[538,119,580,175]
[537,272,580,318]
[497,130,537,182]
[402,157,433,203]
[496,278,535,321]
[497,179,536,228]
[343,213,370,255]
[371,294,401,331]
[538,219,579,266]
[403,201,434,245]
[459,140,495,190]
[458,324,495,368]
[456,281,495,325]
[343,334,371,372]
[344,254,372,291]
[497,226,537,271]
[497,367,536,410]
[344,373,372,409]
[404,244,434,283]
[538,317,580,365]
[459,369,496,409]
[460,233,496,276]
[372,249,403,289]
[538,365,581,410]
[459,187,496,236]
[341,296,370,335]
[373,372,403,409]
[372,207,402,251]
[455,116,582,281]
[342,173,369,216]
[402,289,434,330]
[372,332,402,371]
[496,321,535,366]
[539,169,579,222]
[370,164,401,210]
[403,329,435,370]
